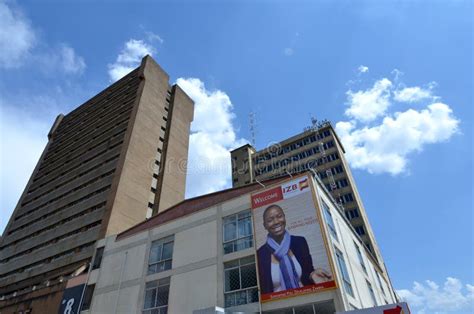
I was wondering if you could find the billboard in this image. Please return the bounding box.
[251,175,336,302]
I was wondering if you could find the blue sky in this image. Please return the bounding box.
[0,1,472,312]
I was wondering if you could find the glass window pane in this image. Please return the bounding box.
[238,211,251,219]
[149,243,162,264]
[163,260,172,271]
[223,215,236,225]
[235,290,247,306]
[224,221,237,242]
[156,286,169,306]
[148,264,157,275]
[225,268,241,292]
[224,260,239,269]
[223,242,234,254]
[248,287,259,303]
[144,289,156,309]
[241,264,257,288]
[225,293,235,308]
[162,242,173,260]
[238,217,252,237]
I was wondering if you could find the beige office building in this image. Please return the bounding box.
[230,122,385,280]
[0,56,194,313]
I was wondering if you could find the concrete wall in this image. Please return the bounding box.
[105,57,171,235]
[156,85,194,213]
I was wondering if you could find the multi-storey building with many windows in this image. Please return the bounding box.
[230,122,385,283]
[0,56,194,313]
[79,173,399,314]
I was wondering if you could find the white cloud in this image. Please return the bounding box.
[358,65,369,73]
[0,105,50,233]
[145,31,164,44]
[283,48,294,56]
[394,86,434,103]
[338,71,460,175]
[397,277,474,314]
[58,44,86,74]
[336,102,459,175]
[0,0,36,68]
[345,78,392,123]
[176,78,246,197]
[35,44,86,75]
[108,39,155,81]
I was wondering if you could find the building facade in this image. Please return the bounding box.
[0,56,194,312]
[230,122,383,273]
[82,173,397,314]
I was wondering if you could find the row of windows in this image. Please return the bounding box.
[340,193,354,204]
[345,208,360,220]
[50,74,138,148]
[45,77,138,158]
[39,99,133,173]
[8,185,110,236]
[254,140,335,175]
[0,242,95,280]
[321,202,387,306]
[27,134,124,197]
[0,201,105,252]
[325,178,349,191]
[23,152,119,208]
[0,221,101,264]
[254,129,332,164]
[17,169,115,220]
[36,110,130,180]
[318,164,344,179]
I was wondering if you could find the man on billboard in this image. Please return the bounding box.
[257,204,332,294]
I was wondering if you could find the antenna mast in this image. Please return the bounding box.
[249,111,257,147]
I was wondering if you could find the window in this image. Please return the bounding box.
[345,208,359,220]
[322,201,338,241]
[92,247,104,270]
[224,256,258,307]
[367,280,377,306]
[376,271,386,296]
[335,248,354,296]
[355,225,366,236]
[354,242,367,273]
[81,284,95,311]
[223,210,253,254]
[148,236,173,274]
[143,277,170,314]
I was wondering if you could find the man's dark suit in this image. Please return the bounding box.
[257,235,315,294]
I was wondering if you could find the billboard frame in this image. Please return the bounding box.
[250,173,339,304]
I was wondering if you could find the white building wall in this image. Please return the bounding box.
[84,174,397,314]
[315,182,397,310]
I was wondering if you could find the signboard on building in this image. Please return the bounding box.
[58,284,85,314]
[251,175,336,302]
[336,302,411,314]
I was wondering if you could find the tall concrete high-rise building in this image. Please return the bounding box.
[0,56,194,311]
[230,121,383,267]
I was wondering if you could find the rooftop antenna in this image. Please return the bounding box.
[249,111,257,147]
